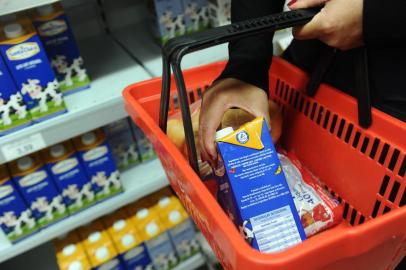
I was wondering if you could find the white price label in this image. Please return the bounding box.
[1,133,46,161]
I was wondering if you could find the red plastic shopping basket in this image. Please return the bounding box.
[123,9,406,270]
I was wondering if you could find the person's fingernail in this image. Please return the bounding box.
[287,0,297,6]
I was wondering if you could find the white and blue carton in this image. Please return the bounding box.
[130,122,156,162]
[0,55,32,135]
[183,0,210,33]
[0,164,37,243]
[9,153,68,228]
[0,17,67,123]
[215,117,306,253]
[42,141,96,215]
[32,3,91,95]
[73,129,123,202]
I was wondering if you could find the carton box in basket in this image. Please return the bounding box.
[54,231,92,270]
[215,117,306,253]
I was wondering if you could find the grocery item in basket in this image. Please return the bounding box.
[78,220,124,270]
[0,16,67,123]
[42,141,97,214]
[104,118,140,171]
[0,164,37,243]
[54,231,92,270]
[132,206,179,270]
[279,150,343,237]
[31,3,91,95]
[183,0,210,34]
[215,117,306,253]
[130,122,156,162]
[0,55,32,135]
[155,195,200,261]
[103,209,154,270]
[73,129,123,202]
[9,153,68,228]
[207,0,231,27]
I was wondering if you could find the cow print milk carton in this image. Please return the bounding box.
[149,0,186,44]
[0,164,37,243]
[9,153,68,228]
[0,17,67,123]
[207,0,230,27]
[31,3,90,95]
[130,122,156,162]
[103,209,154,270]
[54,231,92,270]
[0,55,32,135]
[183,0,210,34]
[41,140,96,214]
[72,129,122,202]
[215,117,306,253]
[132,206,179,270]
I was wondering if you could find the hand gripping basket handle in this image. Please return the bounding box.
[159,8,323,175]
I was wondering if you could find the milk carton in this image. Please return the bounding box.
[130,122,156,162]
[132,207,179,270]
[103,210,154,270]
[155,196,200,261]
[149,0,187,44]
[72,129,123,202]
[183,0,210,33]
[31,3,91,95]
[103,118,140,171]
[0,55,31,135]
[42,141,96,214]
[54,231,92,270]
[215,117,306,253]
[207,0,230,27]
[9,153,68,228]
[0,164,37,243]
[0,17,67,123]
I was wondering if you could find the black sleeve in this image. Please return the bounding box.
[216,0,285,92]
[363,0,406,46]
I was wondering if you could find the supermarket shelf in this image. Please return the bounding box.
[0,159,168,263]
[0,34,151,164]
[0,0,59,16]
[174,253,207,270]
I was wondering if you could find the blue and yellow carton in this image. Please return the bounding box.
[9,153,69,228]
[0,164,37,243]
[215,117,306,253]
[31,3,90,95]
[42,140,96,214]
[0,55,32,135]
[0,17,67,123]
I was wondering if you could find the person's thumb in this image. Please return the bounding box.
[292,11,323,40]
[288,0,328,9]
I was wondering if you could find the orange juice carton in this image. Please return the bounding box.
[133,207,179,270]
[77,220,124,270]
[42,141,96,214]
[0,164,37,243]
[9,153,68,228]
[103,209,154,270]
[0,53,32,135]
[54,231,92,270]
[31,3,90,95]
[0,16,67,123]
[215,117,306,253]
[72,129,123,202]
[155,196,200,261]
[103,118,140,171]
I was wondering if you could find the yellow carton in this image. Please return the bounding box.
[54,231,91,270]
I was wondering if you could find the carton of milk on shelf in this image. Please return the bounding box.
[215,117,306,253]
[54,231,92,270]
[9,153,68,228]
[130,122,156,162]
[103,209,154,270]
[0,55,32,135]
[0,17,67,123]
[132,207,179,270]
[149,0,187,44]
[42,140,96,214]
[155,196,200,261]
[183,0,210,33]
[0,164,37,243]
[31,3,91,95]
[73,129,123,202]
[207,0,230,27]
[78,220,124,270]
[103,118,140,171]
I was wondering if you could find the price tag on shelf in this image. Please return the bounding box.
[1,133,46,161]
